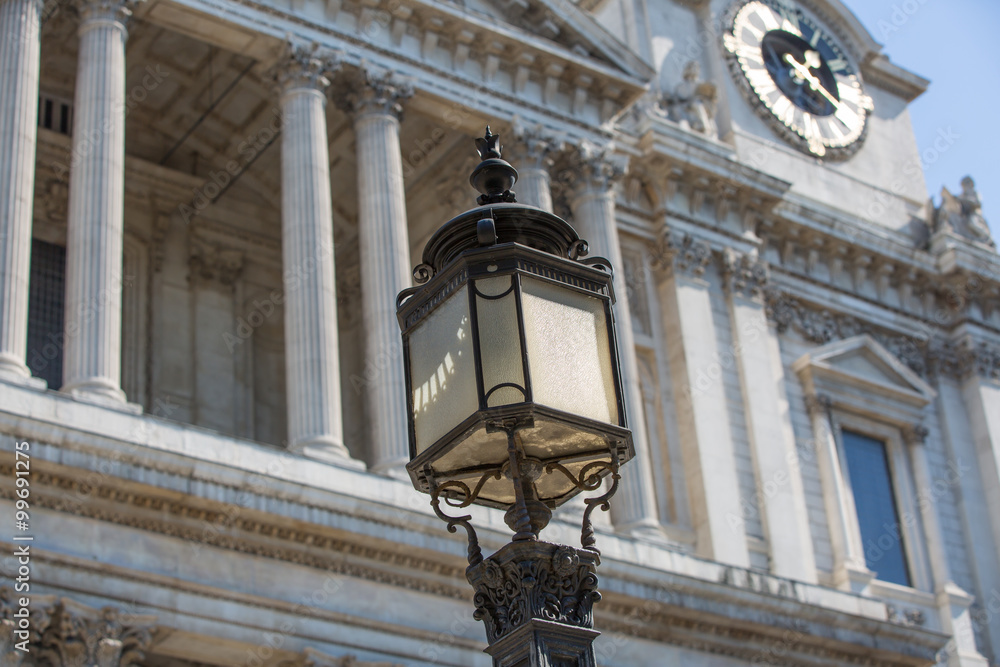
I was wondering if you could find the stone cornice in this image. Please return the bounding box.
[0,461,473,601]
[860,53,929,103]
[764,286,1000,381]
[156,0,645,135]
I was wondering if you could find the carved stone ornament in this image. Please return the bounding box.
[720,248,768,299]
[334,65,413,121]
[467,541,601,645]
[507,118,563,170]
[560,140,626,199]
[765,287,1000,381]
[652,228,712,278]
[935,176,995,249]
[188,231,245,286]
[659,60,718,140]
[71,0,135,26]
[273,42,342,94]
[1,589,155,667]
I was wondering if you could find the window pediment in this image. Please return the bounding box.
[794,335,935,424]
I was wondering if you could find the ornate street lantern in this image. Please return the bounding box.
[396,128,634,666]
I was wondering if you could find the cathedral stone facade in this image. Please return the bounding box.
[1,0,998,664]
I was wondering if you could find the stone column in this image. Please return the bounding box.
[508,122,559,212]
[277,48,351,462]
[62,0,133,404]
[339,68,413,475]
[654,230,749,566]
[0,0,43,384]
[903,425,988,667]
[722,250,817,583]
[802,393,873,592]
[565,143,662,538]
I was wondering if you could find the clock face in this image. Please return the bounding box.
[724,0,874,159]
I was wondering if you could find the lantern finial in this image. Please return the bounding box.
[470,126,518,206]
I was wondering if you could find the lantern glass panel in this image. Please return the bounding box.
[409,284,478,454]
[474,275,526,408]
[521,276,618,425]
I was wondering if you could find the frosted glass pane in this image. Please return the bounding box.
[475,276,526,408]
[521,277,617,424]
[409,285,478,454]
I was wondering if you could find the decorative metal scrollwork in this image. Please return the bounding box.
[427,467,502,566]
[545,445,623,554]
[413,263,434,284]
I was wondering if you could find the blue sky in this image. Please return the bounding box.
[839,0,1000,241]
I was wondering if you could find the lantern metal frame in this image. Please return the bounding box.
[397,238,634,511]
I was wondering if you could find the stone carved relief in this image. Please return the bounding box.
[38,179,69,222]
[649,228,712,278]
[659,61,719,140]
[935,176,994,248]
[0,590,155,667]
[467,542,600,644]
[720,248,768,300]
[188,232,244,287]
[72,0,135,25]
[0,464,470,602]
[272,42,341,94]
[764,288,1000,380]
[558,140,626,198]
[507,118,563,170]
[333,65,414,121]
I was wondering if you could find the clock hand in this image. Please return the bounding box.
[783,52,842,111]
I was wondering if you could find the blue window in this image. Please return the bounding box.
[841,430,911,587]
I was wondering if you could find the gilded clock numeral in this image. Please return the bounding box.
[827,58,848,73]
[777,6,802,35]
[808,27,823,48]
[756,6,781,31]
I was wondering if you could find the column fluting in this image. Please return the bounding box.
[62,0,132,403]
[0,0,43,382]
[278,48,350,460]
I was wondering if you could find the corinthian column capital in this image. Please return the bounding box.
[720,247,769,301]
[562,140,627,198]
[273,42,341,95]
[507,119,562,169]
[334,65,413,121]
[72,0,136,28]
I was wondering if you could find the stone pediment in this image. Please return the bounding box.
[793,335,936,422]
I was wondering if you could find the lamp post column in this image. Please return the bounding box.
[340,69,413,475]
[566,143,662,538]
[277,47,352,461]
[0,0,43,384]
[62,0,134,404]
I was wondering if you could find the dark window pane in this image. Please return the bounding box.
[842,430,911,587]
[26,239,66,390]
